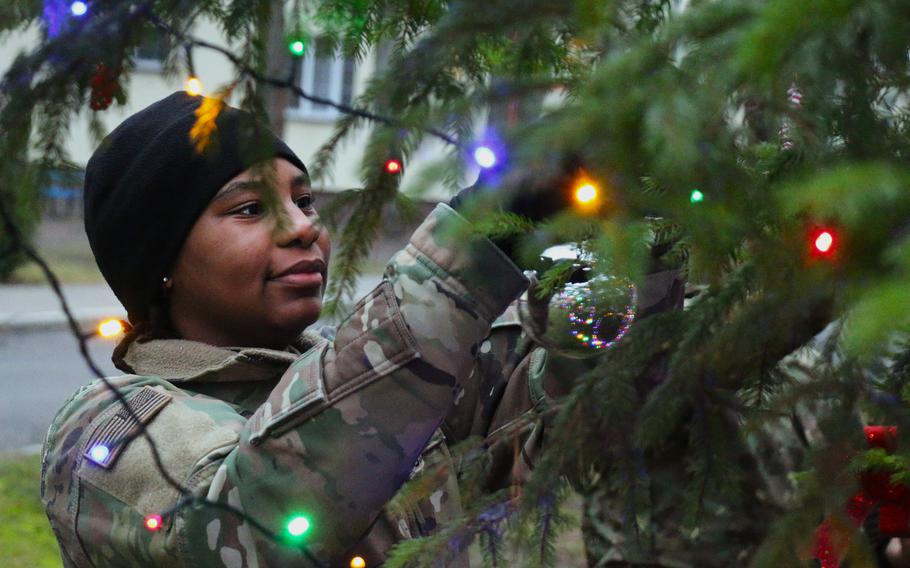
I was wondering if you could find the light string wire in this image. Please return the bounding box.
[0,193,330,567]
[0,3,476,565]
[2,161,567,562]
[0,3,527,563]
[141,8,461,148]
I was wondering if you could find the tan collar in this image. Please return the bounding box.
[121,331,327,383]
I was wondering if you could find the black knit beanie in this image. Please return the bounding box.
[84,91,308,324]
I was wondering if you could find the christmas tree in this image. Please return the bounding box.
[3,0,910,566]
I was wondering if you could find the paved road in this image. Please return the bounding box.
[0,328,118,451]
[0,275,382,452]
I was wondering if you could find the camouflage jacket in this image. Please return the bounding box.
[41,203,617,568]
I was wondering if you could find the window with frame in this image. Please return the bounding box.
[289,37,356,119]
[134,34,168,72]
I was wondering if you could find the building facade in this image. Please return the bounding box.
[0,16,452,199]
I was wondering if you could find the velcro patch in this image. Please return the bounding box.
[248,344,328,445]
[82,386,172,469]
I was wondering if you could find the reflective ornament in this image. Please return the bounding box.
[89,63,122,111]
[519,245,637,358]
[553,276,636,351]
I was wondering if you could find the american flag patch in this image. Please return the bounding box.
[83,386,172,469]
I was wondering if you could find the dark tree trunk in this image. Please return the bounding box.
[264,1,290,136]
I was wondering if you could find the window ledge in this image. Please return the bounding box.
[134,60,164,74]
[284,108,341,125]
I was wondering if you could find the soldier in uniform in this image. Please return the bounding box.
[40,91,683,568]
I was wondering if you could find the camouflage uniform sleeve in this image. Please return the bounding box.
[40,203,529,568]
[41,375,220,568]
[443,266,686,489]
[39,204,528,568]
[196,203,527,565]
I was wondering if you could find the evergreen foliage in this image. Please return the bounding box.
[3,0,910,565]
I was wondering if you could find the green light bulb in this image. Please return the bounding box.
[287,515,311,537]
[289,40,306,56]
[690,189,704,203]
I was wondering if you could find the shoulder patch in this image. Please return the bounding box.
[491,302,521,329]
[82,386,172,469]
[248,344,328,444]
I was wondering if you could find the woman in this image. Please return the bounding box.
[41,92,682,568]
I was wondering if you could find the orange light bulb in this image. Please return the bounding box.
[185,77,203,96]
[98,318,124,338]
[572,174,601,210]
[575,183,598,204]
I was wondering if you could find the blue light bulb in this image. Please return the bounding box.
[70,2,88,16]
[473,146,497,169]
[88,444,109,464]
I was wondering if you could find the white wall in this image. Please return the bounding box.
[0,18,453,199]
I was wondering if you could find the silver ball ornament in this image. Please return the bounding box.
[518,247,638,358]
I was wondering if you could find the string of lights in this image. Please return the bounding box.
[55,2,471,150]
[1,6,345,564]
[0,193,334,566]
[0,4,537,562]
[0,174,560,563]
[0,6,570,556]
[141,9,463,150]
[2,5,840,567]
[141,6,518,178]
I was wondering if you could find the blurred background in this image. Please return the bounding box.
[0,15,452,453]
[0,18,462,567]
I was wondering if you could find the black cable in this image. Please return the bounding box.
[144,10,461,148]
[0,193,326,568]
[0,4,487,563]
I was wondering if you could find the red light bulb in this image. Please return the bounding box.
[810,227,837,257]
[144,514,163,532]
[814,231,833,253]
[384,159,401,174]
